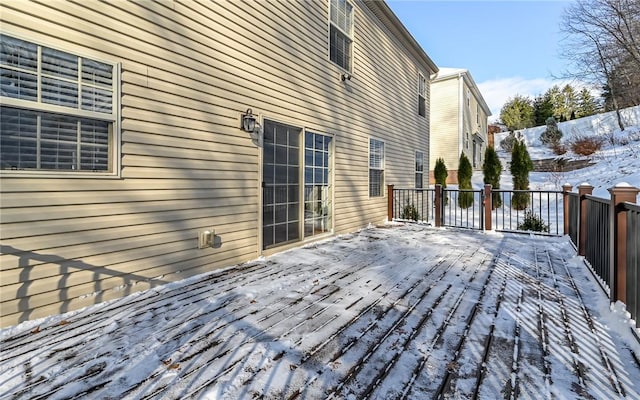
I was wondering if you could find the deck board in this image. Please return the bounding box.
[1,224,639,399]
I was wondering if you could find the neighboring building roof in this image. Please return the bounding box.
[432,67,492,116]
[364,1,439,74]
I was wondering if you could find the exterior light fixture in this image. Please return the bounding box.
[341,73,352,81]
[240,108,263,144]
[241,108,257,133]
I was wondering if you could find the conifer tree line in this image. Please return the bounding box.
[499,84,600,132]
[500,0,639,132]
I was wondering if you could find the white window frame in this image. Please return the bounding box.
[1,32,121,178]
[328,0,354,72]
[369,137,384,197]
[418,73,426,117]
[415,151,424,188]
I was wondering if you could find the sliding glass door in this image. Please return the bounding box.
[262,121,332,250]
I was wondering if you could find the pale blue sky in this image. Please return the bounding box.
[386,0,574,119]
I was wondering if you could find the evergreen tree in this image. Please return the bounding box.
[540,117,563,147]
[458,152,474,209]
[533,93,554,126]
[499,95,535,131]
[510,140,533,210]
[434,157,448,206]
[482,147,502,209]
[434,158,448,188]
[561,84,578,121]
[576,87,600,118]
[546,85,564,121]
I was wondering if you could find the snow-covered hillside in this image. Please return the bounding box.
[487,105,640,198]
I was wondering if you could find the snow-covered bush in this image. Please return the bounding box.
[518,210,550,233]
[500,131,517,152]
[540,117,563,147]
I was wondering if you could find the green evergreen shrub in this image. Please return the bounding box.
[401,202,419,221]
[458,152,474,209]
[518,210,550,233]
[482,147,502,209]
[434,158,448,187]
[510,140,533,210]
[540,117,563,147]
[434,157,448,205]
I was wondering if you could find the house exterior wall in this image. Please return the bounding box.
[429,70,489,184]
[0,0,436,327]
[429,76,460,183]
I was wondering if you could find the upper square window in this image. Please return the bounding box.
[1,34,120,174]
[329,0,353,71]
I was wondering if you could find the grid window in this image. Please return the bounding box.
[262,121,301,249]
[418,73,426,117]
[415,151,423,188]
[1,34,118,173]
[369,138,384,197]
[329,0,353,71]
[304,131,332,238]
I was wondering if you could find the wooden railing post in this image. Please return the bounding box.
[562,183,573,236]
[577,183,594,256]
[608,183,640,304]
[484,184,492,231]
[387,184,394,222]
[434,184,442,227]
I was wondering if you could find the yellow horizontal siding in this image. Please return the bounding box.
[0,0,434,327]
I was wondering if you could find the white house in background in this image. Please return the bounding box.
[0,0,437,327]
[429,68,491,184]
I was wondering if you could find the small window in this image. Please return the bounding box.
[415,151,423,188]
[369,138,384,197]
[1,34,119,174]
[466,89,470,108]
[465,132,469,149]
[329,0,353,71]
[418,73,426,117]
[476,103,480,124]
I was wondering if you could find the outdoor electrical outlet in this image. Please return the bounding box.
[198,229,215,249]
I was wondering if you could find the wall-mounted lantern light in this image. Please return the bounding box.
[241,108,257,133]
[240,108,263,144]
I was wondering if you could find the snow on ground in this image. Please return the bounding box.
[487,106,640,198]
[1,225,639,399]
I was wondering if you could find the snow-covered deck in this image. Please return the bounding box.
[2,224,640,399]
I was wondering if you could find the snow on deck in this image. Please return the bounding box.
[2,224,639,399]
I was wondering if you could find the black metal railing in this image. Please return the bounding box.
[391,188,435,223]
[584,195,611,289]
[568,192,579,245]
[492,189,563,235]
[625,203,640,328]
[442,189,484,230]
